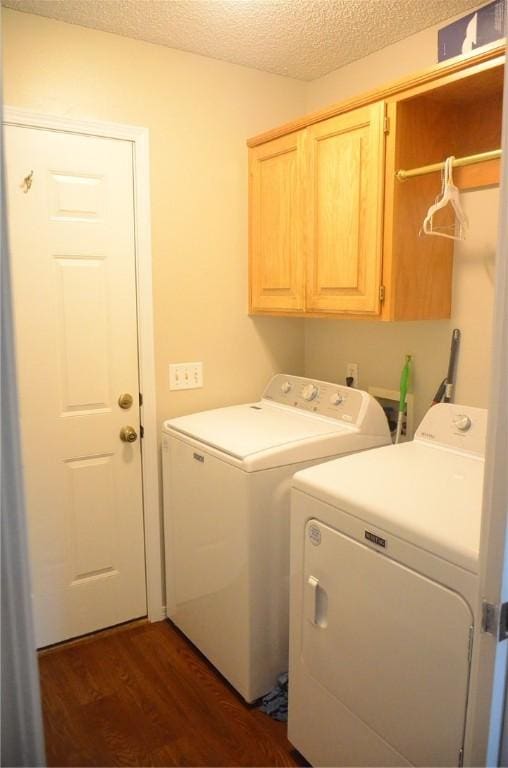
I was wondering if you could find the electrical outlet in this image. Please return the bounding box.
[169,362,203,390]
[346,362,359,388]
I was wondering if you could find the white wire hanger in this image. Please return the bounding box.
[422,156,469,241]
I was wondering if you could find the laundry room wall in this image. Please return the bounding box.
[2,8,306,427]
[303,11,498,428]
[3,5,498,434]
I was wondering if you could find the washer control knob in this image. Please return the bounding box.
[281,381,292,395]
[330,392,344,406]
[302,384,319,401]
[453,414,472,432]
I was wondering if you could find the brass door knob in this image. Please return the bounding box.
[118,393,134,409]
[120,426,138,443]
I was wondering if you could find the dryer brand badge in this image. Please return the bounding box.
[365,530,386,548]
[308,525,321,546]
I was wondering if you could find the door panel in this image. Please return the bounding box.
[302,519,473,767]
[5,126,147,647]
[66,454,117,581]
[306,102,385,315]
[56,257,111,412]
[249,132,305,312]
[49,171,105,220]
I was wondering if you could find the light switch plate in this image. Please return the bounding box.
[169,362,203,390]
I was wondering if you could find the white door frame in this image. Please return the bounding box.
[3,107,164,624]
[468,51,508,763]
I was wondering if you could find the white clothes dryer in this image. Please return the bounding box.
[288,403,487,767]
[162,374,390,702]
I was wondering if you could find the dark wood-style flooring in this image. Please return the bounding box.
[38,620,306,767]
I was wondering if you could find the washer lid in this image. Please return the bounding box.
[293,440,484,573]
[163,402,350,460]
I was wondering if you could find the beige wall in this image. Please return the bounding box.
[305,22,443,111]
[304,19,498,428]
[3,7,498,434]
[2,8,306,427]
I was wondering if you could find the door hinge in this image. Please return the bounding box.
[458,747,464,767]
[481,600,508,641]
[384,116,390,134]
[139,392,143,406]
[140,425,144,439]
[500,602,508,641]
[379,285,386,303]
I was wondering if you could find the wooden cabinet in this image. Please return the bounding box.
[305,102,385,315]
[249,132,305,312]
[248,43,504,321]
[249,102,385,316]
[383,56,503,321]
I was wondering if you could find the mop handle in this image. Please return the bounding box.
[444,329,461,403]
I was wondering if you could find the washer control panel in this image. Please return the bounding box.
[262,374,365,424]
[416,403,487,456]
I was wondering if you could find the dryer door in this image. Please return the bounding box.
[302,519,473,767]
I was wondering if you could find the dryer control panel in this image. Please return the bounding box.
[262,374,368,425]
[416,403,487,457]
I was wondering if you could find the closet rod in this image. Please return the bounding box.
[396,148,502,181]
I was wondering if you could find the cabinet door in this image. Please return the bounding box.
[249,132,305,312]
[306,102,385,315]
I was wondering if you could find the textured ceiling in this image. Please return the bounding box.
[2,0,483,81]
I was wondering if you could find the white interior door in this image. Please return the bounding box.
[5,125,147,648]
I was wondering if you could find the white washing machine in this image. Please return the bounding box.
[162,374,391,702]
[288,403,487,768]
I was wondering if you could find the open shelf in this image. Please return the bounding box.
[395,62,504,191]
